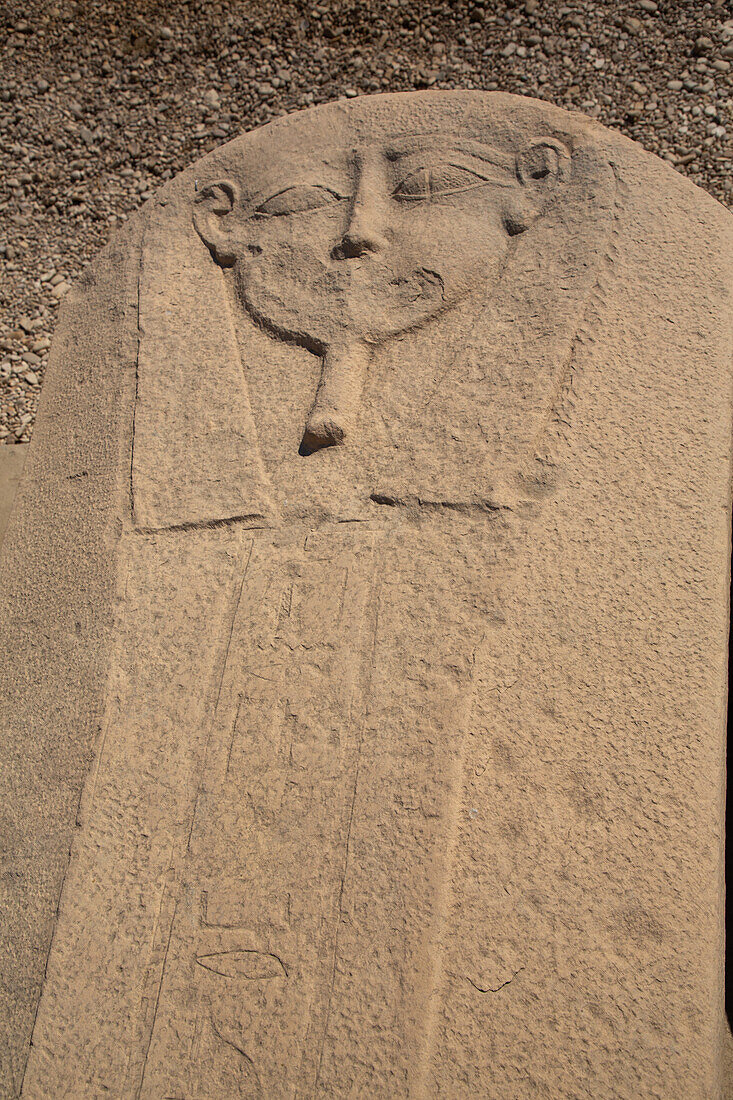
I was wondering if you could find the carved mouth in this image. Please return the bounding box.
[242,260,447,348]
[388,268,445,304]
[296,262,445,307]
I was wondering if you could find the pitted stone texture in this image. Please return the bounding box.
[0,92,731,1099]
[0,444,27,551]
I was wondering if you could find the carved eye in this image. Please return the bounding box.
[254,185,343,218]
[393,164,491,202]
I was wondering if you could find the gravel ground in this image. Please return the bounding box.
[1,0,731,444]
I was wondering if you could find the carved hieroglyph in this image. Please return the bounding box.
[0,92,732,1099]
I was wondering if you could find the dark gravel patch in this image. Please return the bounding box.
[1,0,731,443]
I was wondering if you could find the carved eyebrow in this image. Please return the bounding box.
[258,183,345,205]
[384,136,516,175]
[245,177,346,213]
[393,156,517,193]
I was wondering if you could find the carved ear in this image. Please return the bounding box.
[516,139,571,187]
[504,139,572,235]
[193,179,239,266]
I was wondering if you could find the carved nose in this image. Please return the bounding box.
[339,227,387,258]
[337,207,389,258]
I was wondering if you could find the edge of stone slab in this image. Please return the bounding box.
[0,443,28,554]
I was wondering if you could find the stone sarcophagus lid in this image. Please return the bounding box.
[1,92,731,1099]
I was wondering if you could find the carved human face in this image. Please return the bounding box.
[197,135,566,355]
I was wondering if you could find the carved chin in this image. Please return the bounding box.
[238,258,448,350]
